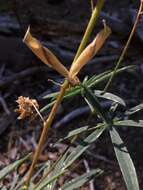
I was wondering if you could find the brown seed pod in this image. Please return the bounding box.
[69,22,111,78]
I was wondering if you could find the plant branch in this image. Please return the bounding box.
[24,0,105,187]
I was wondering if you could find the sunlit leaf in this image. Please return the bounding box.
[60,169,103,190]
[125,103,143,115]
[110,127,139,190]
[114,120,143,128]
[64,126,106,168]
[94,90,126,106]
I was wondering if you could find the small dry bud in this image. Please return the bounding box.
[15,96,39,120]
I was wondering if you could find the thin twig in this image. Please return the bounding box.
[90,0,94,13]
[83,159,95,190]
[104,0,143,92]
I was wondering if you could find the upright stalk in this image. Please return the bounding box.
[25,0,105,187]
[104,0,143,92]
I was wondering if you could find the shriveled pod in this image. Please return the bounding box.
[23,27,69,79]
[69,22,111,78]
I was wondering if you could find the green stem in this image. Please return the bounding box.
[73,0,104,62]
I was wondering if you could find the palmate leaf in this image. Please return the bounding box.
[0,154,30,181]
[60,169,103,190]
[110,127,139,190]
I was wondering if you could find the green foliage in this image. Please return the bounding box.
[110,127,139,190]
[0,154,30,181]
[2,0,143,188]
[60,169,103,190]
[2,65,143,190]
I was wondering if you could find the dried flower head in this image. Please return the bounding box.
[15,96,39,120]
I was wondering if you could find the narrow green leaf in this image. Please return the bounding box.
[43,66,133,100]
[0,154,30,181]
[82,85,112,125]
[125,103,143,115]
[114,120,143,128]
[94,90,126,106]
[10,174,19,190]
[36,127,105,190]
[60,169,103,190]
[43,92,58,99]
[40,101,56,113]
[64,126,105,168]
[35,152,69,190]
[85,70,110,85]
[58,123,104,142]
[35,170,66,190]
[110,127,139,190]
[41,66,134,113]
[87,65,134,88]
[59,126,89,142]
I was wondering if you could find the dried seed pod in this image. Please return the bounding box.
[69,22,111,78]
[23,27,69,79]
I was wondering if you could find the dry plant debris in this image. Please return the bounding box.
[15,96,39,120]
[23,22,111,86]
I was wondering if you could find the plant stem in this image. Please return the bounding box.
[25,80,68,187]
[73,0,104,62]
[25,0,105,187]
[104,1,143,92]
